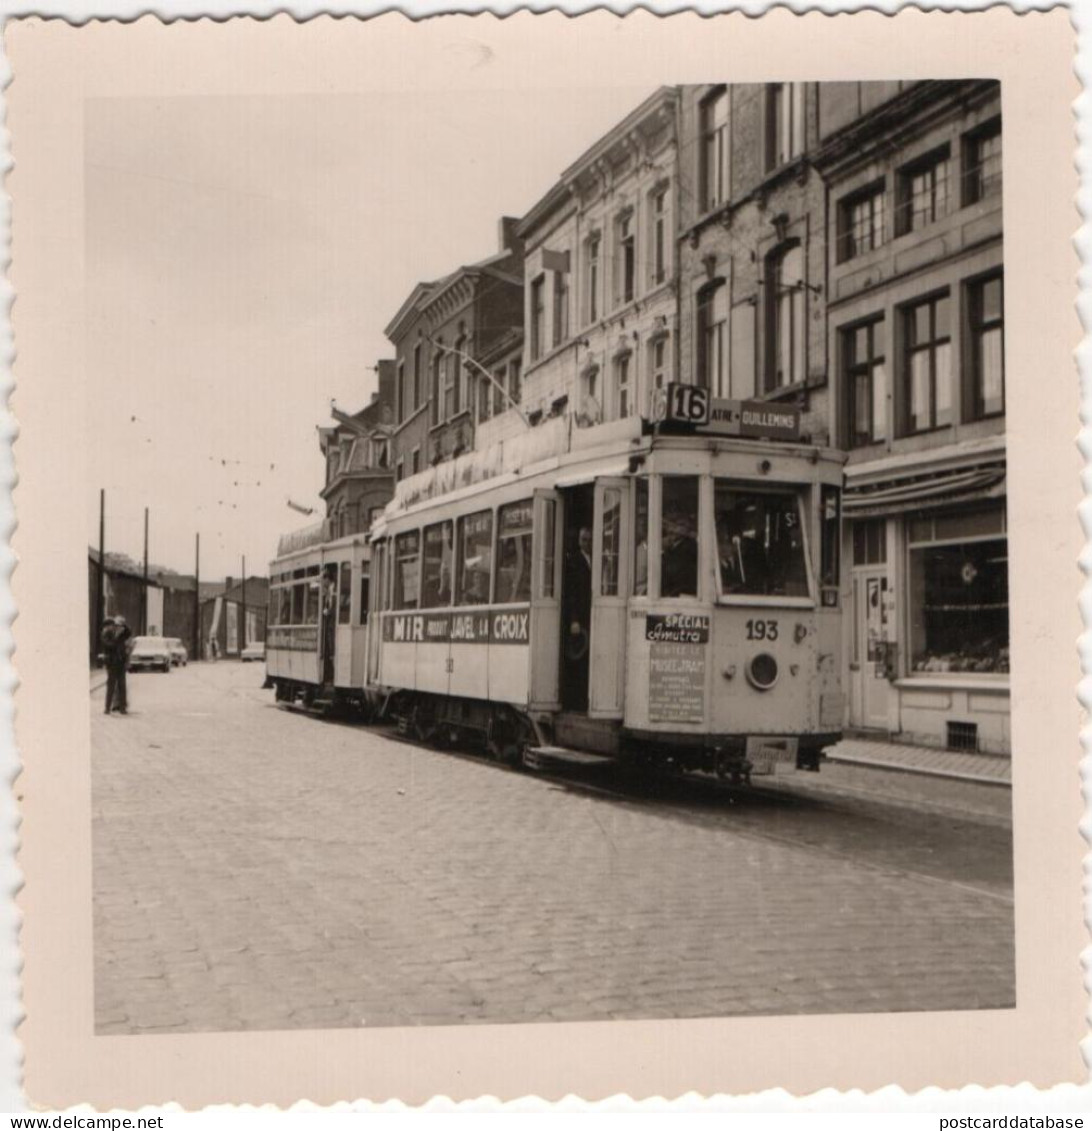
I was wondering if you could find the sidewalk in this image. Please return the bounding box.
[90,668,107,694]
[826,736,1011,787]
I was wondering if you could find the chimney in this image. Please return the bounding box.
[498,215,523,256]
[375,359,397,409]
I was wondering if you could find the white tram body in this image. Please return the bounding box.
[266,532,373,712]
[367,423,846,780]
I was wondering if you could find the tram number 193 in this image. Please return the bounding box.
[746,619,779,641]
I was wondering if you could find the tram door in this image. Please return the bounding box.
[529,489,562,711]
[334,561,353,688]
[589,478,629,719]
[320,563,338,686]
[558,485,594,712]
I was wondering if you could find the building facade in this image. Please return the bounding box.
[499,87,679,442]
[200,575,269,659]
[676,82,832,444]
[319,359,397,539]
[814,80,1006,752]
[385,221,524,484]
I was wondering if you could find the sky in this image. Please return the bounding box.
[85,85,653,581]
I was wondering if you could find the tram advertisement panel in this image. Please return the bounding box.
[646,614,708,723]
[383,607,530,644]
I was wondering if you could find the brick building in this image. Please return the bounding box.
[384,222,524,486]
[676,82,832,445]
[319,359,397,539]
[814,80,1006,752]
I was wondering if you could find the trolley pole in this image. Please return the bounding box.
[194,533,201,663]
[142,506,149,634]
[241,555,247,650]
[95,488,105,665]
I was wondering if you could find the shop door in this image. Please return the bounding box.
[529,489,562,710]
[589,478,629,719]
[851,568,891,731]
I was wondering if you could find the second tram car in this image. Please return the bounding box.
[266,531,373,715]
[366,411,846,783]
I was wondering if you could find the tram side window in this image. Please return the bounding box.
[421,521,453,608]
[394,531,421,610]
[661,476,700,598]
[305,577,320,624]
[496,500,533,603]
[338,563,352,624]
[714,483,810,598]
[360,576,370,625]
[457,510,494,606]
[601,488,622,596]
[633,478,649,596]
[291,583,304,624]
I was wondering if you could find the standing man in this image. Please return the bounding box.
[101,614,132,715]
[562,525,594,711]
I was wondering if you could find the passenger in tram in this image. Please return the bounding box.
[717,506,765,594]
[562,526,593,710]
[661,515,699,598]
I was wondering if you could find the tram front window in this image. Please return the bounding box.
[661,476,699,598]
[715,484,810,598]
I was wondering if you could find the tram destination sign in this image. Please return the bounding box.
[652,383,801,441]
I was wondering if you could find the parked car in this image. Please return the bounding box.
[165,638,188,667]
[241,641,266,663]
[128,636,172,673]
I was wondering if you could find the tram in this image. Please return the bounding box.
[266,529,373,715]
[365,394,846,783]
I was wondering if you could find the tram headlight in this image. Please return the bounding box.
[746,652,779,691]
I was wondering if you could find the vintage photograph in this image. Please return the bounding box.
[9,8,1083,1107]
[85,74,1015,1035]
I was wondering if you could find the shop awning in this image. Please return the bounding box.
[843,465,1005,518]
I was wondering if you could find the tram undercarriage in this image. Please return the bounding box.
[272,677,375,720]
[380,689,831,784]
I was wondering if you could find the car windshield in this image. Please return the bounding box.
[133,637,167,648]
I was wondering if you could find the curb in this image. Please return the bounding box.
[826,753,1011,788]
[90,679,107,695]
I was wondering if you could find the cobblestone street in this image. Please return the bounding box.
[92,662,1015,1034]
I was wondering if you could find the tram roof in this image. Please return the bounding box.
[371,418,845,535]
[270,530,371,571]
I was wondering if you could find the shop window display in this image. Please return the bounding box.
[909,522,1009,674]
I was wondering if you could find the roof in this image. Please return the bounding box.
[383,281,437,342]
[220,576,270,606]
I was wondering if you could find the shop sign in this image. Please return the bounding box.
[649,642,706,723]
[652,383,800,441]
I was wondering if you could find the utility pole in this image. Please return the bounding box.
[142,507,149,634]
[95,489,105,665]
[194,533,201,663]
[241,555,247,650]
